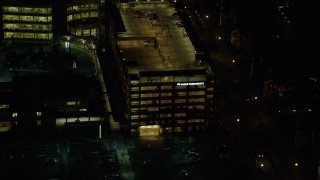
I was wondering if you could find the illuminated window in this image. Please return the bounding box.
[207,95,213,98]
[37,120,42,126]
[207,87,214,91]
[36,112,42,116]
[131,115,139,120]
[188,98,205,103]
[90,28,96,36]
[81,12,90,18]
[174,113,186,117]
[141,100,152,105]
[161,93,172,97]
[131,101,139,105]
[66,101,76,105]
[177,92,187,96]
[147,107,159,111]
[177,120,186,124]
[3,23,18,29]
[131,122,139,126]
[0,121,12,132]
[160,114,171,118]
[175,85,186,89]
[131,94,139,98]
[67,15,73,21]
[131,108,139,112]
[83,29,90,36]
[188,119,204,123]
[90,4,99,9]
[174,127,181,132]
[175,99,186,103]
[140,115,148,118]
[140,122,146,126]
[130,80,139,84]
[12,113,18,118]
[76,29,82,36]
[0,104,9,109]
[74,14,81,20]
[141,93,158,98]
[161,86,172,90]
[131,87,139,91]
[189,91,205,95]
[160,100,172,104]
[3,7,19,13]
[90,12,98,17]
[3,15,19,21]
[79,109,87,111]
[195,105,205,109]
[4,32,15,39]
[141,86,157,91]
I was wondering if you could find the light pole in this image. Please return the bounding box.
[65,36,71,54]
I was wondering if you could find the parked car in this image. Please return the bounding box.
[144,40,155,46]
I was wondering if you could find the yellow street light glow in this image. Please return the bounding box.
[205,15,209,18]
[232,59,235,63]
[294,162,299,167]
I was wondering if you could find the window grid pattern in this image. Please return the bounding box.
[129,77,215,133]
[2,6,53,40]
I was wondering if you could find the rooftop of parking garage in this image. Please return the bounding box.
[118,2,212,76]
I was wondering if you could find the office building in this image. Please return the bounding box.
[0,0,103,41]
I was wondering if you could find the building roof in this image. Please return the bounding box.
[118,3,213,77]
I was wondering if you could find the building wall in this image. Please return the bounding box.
[66,0,102,37]
[128,73,215,136]
[0,0,103,40]
[1,5,53,40]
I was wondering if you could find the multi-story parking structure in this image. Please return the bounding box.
[100,1,215,136]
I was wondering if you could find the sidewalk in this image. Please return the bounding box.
[117,149,135,180]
